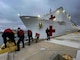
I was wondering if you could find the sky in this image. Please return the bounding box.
[0,0,80,30]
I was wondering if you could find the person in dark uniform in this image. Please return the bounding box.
[27,30,33,45]
[16,28,25,51]
[35,33,40,43]
[46,28,50,40]
[2,28,16,48]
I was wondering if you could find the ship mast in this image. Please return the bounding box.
[50,8,52,14]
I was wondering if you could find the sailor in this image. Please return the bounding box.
[27,30,33,45]
[46,28,50,40]
[16,27,25,51]
[2,28,16,48]
[35,33,40,43]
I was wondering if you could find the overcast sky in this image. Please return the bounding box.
[0,0,80,29]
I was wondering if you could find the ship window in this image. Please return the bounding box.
[57,21,66,25]
[25,17,30,19]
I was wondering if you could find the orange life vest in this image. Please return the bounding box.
[28,30,32,35]
[35,33,40,37]
[18,30,24,37]
[4,28,13,33]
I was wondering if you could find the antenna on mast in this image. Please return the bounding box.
[50,8,52,14]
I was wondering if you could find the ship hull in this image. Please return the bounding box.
[20,16,75,39]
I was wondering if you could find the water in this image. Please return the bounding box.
[0,33,3,46]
